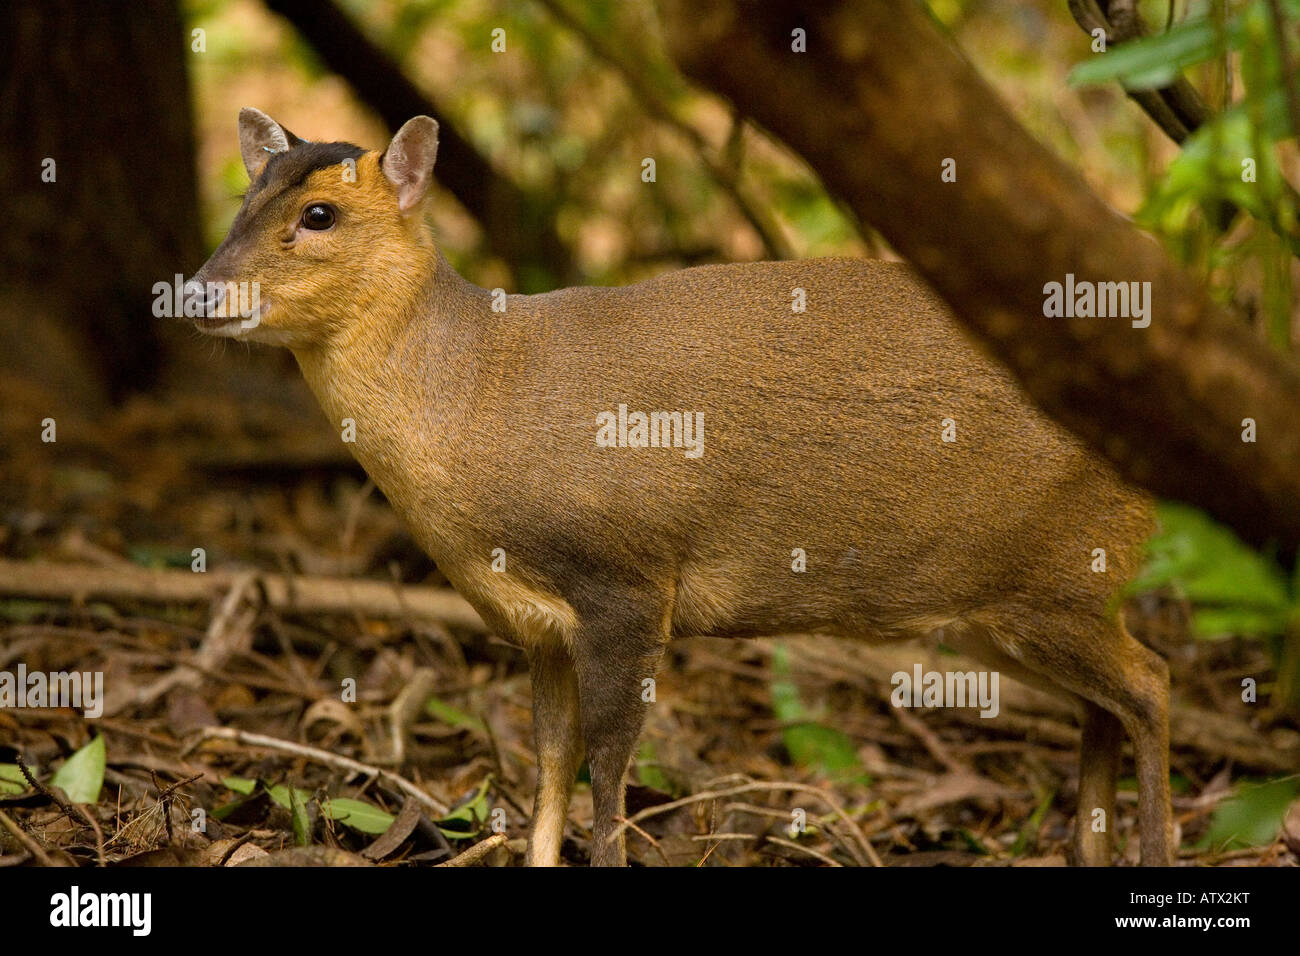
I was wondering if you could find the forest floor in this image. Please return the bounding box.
[1,360,1297,868]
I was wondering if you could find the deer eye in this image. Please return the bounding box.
[301,204,336,230]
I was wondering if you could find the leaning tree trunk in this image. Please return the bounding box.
[661,0,1300,564]
[0,0,201,402]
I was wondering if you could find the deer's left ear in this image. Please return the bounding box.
[238,107,303,180]
[381,116,439,213]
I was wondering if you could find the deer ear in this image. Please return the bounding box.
[238,107,302,180]
[381,116,439,213]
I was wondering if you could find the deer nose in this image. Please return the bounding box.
[182,278,225,318]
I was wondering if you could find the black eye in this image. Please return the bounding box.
[302,204,335,230]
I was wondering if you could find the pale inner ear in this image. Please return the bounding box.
[382,116,439,213]
[239,107,292,181]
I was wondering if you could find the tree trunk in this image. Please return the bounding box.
[661,0,1300,561]
[0,0,201,401]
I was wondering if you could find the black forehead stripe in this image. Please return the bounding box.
[252,141,367,195]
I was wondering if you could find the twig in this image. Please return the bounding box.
[0,809,57,866]
[218,831,256,866]
[150,770,202,846]
[1069,0,1300,249]
[386,667,438,766]
[184,726,449,816]
[436,833,508,867]
[615,815,673,866]
[611,779,881,866]
[260,595,317,694]
[890,705,967,774]
[1068,0,1209,142]
[763,835,844,867]
[690,832,755,841]
[16,755,105,866]
[150,771,174,845]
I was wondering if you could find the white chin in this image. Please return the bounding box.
[196,300,289,343]
[198,318,247,338]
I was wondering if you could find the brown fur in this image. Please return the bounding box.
[187,112,1173,867]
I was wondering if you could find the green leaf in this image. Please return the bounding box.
[265,784,309,811]
[1202,777,1300,850]
[435,776,493,838]
[289,785,312,846]
[1071,0,1300,90]
[1193,606,1292,639]
[957,827,992,855]
[770,644,870,785]
[50,736,105,804]
[772,178,857,254]
[223,776,395,835]
[1137,88,1294,244]
[211,796,254,822]
[222,776,258,795]
[322,798,395,835]
[0,764,27,795]
[425,697,487,734]
[635,741,674,794]
[1132,502,1294,639]
[1069,16,1223,89]
[223,777,307,815]
[782,723,869,784]
[1011,785,1056,856]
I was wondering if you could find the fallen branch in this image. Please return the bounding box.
[0,559,485,632]
[436,832,508,867]
[9,557,1289,769]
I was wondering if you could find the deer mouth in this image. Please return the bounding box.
[192,298,271,335]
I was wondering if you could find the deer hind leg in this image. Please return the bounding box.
[967,609,1173,866]
[571,602,668,866]
[943,627,1097,861]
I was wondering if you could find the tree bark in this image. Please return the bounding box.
[0,0,202,400]
[662,0,1300,560]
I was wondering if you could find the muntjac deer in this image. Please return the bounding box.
[184,109,1173,867]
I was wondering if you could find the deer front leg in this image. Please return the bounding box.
[526,645,583,866]
[1074,701,1121,866]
